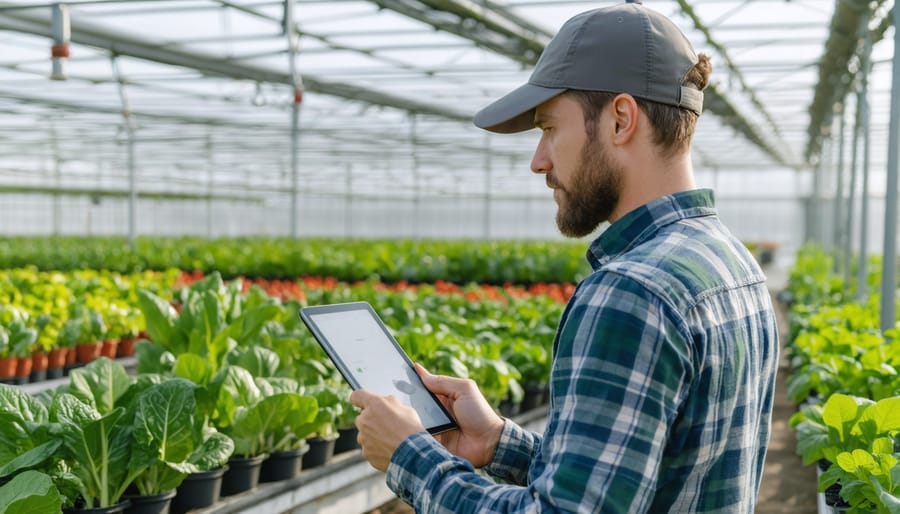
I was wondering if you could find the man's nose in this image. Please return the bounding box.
[531,138,551,174]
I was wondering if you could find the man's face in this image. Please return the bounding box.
[531,95,623,237]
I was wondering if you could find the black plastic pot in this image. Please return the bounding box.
[521,385,548,412]
[124,490,175,514]
[260,446,309,483]
[170,467,226,514]
[302,437,337,469]
[498,398,521,418]
[220,455,265,496]
[64,500,131,514]
[30,369,47,383]
[47,366,65,379]
[333,427,360,454]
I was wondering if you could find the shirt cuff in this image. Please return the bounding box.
[482,418,536,485]
[386,432,475,509]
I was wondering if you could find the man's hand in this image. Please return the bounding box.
[416,363,505,468]
[350,390,426,472]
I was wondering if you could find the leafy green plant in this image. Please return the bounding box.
[129,379,234,495]
[0,306,37,359]
[820,440,900,513]
[792,394,900,511]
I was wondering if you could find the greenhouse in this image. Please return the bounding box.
[0,0,899,513]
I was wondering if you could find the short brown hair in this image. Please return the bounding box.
[567,53,712,157]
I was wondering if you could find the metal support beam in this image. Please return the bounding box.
[857,26,873,302]
[0,4,471,122]
[483,132,492,240]
[844,94,860,291]
[880,6,900,333]
[833,106,846,274]
[110,54,137,246]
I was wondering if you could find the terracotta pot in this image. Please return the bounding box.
[31,350,49,372]
[65,346,77,366]
[118,337,137,357]
[0,356,16,379]
[76,342,102,364]
[48,347,68,368]
[15,355,32,378]
[100,340,118,359]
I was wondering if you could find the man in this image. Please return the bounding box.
[350,1,779,512]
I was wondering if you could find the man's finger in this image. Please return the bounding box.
[349,389,377,409]
[416,362,470,396]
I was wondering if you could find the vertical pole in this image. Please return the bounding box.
[410,114,420,239]
[111,54,136,247]
[345,163,353,239]
[833,106,846,274]
[483,132,492,240]
[206,135,214,238]
[844,94,860,290]
[51,124,61,235]
[880,6,900,332]
[284,0,303,239]
[858,23,873,302]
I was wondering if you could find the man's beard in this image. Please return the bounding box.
[553,137,623,238]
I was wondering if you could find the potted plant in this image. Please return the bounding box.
[0,306,38,385]
[127,379,234,514]
[298,386,344,469]
[74,309,106,365]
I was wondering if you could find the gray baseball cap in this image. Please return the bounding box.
[474,0,704,133]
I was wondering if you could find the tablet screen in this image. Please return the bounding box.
[301,303,456,434]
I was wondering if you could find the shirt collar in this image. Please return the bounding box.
[586,189,718,270]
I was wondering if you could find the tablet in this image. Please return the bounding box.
[299,302,458,435]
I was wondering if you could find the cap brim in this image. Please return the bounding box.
[473,83,566,134]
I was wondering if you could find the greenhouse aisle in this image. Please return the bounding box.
[754,291,817,514]
[367,288,818,514]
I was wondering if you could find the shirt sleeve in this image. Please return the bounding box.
[482,418,540,485]
[385,272,693,513]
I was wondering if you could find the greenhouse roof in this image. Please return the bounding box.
[0,0,896,201]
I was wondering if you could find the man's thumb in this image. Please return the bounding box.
[415,362,467,395]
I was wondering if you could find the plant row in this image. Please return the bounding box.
[0,271,565,511]
[784,244,900,513]
[0,236,593,285]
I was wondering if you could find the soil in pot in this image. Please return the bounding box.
[302,436,337,469]
[220,455,265,496]
[260,446,309,482]
[124,489,176,514]
[171,467,226,514]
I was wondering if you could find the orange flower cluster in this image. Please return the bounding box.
[175,271,574,304]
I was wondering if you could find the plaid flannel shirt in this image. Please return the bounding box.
[386,189,779,513]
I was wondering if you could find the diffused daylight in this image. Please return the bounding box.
[0,1,899,513]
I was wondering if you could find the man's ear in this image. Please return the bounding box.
[610,93,639,145]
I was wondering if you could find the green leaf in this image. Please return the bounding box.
[173,353,214,385]
[137,289,177,347]
[69,357,132,414]
[233,346,280,378]
[856,397,900,443]
[0,440,62,478]
[872,476,900,514]
[133,380,198,465]
[0,470,62,514]
[0,384,48,423]
[188,431,234,471]
[822,394,865,443]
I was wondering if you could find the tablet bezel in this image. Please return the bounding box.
[299,301,458,435]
